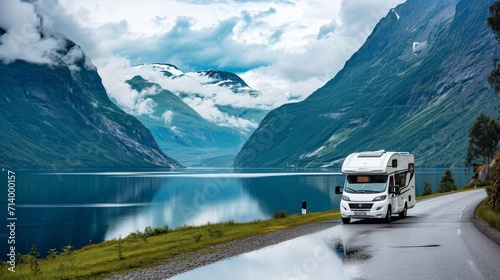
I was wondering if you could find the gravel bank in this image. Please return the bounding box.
[105,219,340,280]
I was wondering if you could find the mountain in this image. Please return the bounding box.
[234,0,500,168]
[0,39,181,169]
[122,63,269,166]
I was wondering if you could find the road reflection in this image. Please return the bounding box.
[169,225,370,280]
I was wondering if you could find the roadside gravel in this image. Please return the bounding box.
[105,219,340,280]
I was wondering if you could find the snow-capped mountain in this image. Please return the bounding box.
[134,63,267,131]
[123,63,269,166]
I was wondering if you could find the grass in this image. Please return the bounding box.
[477,200,500,231]
[0,211,340,279]
[416,186,475,200]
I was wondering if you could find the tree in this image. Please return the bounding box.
[492,155,500,210]
[488,2,500,94]
[437,169,457,193]
[465,113,500,168]
[487,2,500,213]
[421,181,433,196]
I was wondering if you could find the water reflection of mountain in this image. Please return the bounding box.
[104,175,266,238]
[1,171,162,257]
[241,174,344,216]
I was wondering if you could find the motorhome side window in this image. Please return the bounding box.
[399,172,407,187]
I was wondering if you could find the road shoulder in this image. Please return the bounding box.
[473,205,500,246]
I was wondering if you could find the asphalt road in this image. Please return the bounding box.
[339,188,500,280]
[171,189,500,280]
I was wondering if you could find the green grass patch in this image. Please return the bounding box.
[416,186,478,200]
[1,211,340,279]
[477,199,500,231]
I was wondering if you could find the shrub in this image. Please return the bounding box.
[207,227,223,238]
[115,235,124,261]
[30,244,40,275]
[125,225,170,242]
[486,186,493,196]
[273,210,288,219]
[61,245,73,258]
[193,233,203,242]
[47,248,58,259]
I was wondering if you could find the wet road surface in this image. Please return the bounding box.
[170,189,500,280]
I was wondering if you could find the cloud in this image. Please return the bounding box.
[182,96,258,130]
[114,16,277,73]
[317,20,338,39]
[0,0,99,72]
[0,0,61,64]
[161,110,174,124]
[3,0,406,129]
[96,56,159,116]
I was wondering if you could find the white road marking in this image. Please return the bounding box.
[468,260,485,279]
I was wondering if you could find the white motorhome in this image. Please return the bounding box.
[335,150,415,224]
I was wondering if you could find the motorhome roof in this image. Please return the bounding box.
[358,150,386,157]
[341,150,413,174]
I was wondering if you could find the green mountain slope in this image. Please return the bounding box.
[0,42,181,169]
[126,75,245,166]
[235,0,500,168]
[120,63,270,167]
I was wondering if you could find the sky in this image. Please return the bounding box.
[0,0,405,128]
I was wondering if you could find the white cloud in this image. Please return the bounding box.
[0,0,61,64]
[182,96,258,131]
[96,56,159,117]
[1,0,406,125]
[161,110,174,125]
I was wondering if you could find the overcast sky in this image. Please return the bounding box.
[1,0,405,116]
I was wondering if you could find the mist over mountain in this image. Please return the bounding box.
[120,63,269,166]
[235,0,500,168]
[0,9,181,168]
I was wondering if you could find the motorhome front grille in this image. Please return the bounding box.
[349,203,373,210]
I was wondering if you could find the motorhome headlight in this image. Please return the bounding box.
[372,195,387,201]
[342,195,351,201]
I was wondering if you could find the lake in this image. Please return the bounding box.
[0,168,472,258]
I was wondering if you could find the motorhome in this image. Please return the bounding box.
[335,150,415,224]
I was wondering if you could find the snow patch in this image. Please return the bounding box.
[301,146,325,159]
[137,63,183,76]
[412,41,427,55]
[323,112,345,119]
[392,9,400,20]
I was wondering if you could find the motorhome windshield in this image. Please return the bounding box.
[345,175,388,193]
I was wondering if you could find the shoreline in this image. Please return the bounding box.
[107,197,500,280]
[105,219,340,280]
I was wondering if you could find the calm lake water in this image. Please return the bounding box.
[0,168,471,258]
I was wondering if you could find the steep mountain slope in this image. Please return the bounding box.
[126,75,246,166]
[0,41,181,169]
[122,63,268,166]
[235,0,500,168]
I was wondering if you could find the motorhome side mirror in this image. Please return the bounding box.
[389,186,400,195]
[335,185,343,194]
